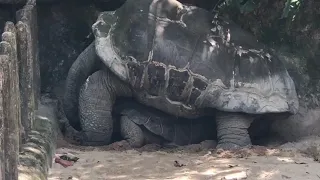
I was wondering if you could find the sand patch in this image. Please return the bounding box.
[49,140,320,180]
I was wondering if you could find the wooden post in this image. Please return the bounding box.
[2,22,22,147]
[16,1,39,138]
[0,21,20,180]
[18,100,59,180]
[16,21,33,143]
[0,48,15,179]
[0,55,7,180]
[16,0,39,107]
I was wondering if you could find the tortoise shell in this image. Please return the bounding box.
[92,0,299,115]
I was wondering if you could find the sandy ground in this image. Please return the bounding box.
[48,80,320,179]
[48,135,320,180]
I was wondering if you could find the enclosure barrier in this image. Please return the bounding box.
[0,0,58,179]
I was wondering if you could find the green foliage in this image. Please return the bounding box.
[214,0,302,19]
[281,0,301,20]
[223,0,259,13]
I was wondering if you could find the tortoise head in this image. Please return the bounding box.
[149,0,184,20]
[92,11,117,39]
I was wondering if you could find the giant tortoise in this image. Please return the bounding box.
[63,0,299,149]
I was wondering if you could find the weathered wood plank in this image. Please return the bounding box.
[0,54,7,180]
[16,2,40,109]
[18,99,59,180]
[16,21,34,138]
[1,21,21,180]
[16,2,40,137]
[2,21,23,146]
[0,41,19,179]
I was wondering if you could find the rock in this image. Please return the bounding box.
[272,107,320,142]
[37,1,96,92]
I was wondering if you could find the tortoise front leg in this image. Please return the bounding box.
[118,109,168,148]
[120,117,146,148]
[215,111,255,150]
[78,69,132,146]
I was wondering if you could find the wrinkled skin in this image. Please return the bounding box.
[63,0,298,149]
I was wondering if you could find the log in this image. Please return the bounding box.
[18,98,59,180]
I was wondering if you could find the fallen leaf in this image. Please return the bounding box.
[60,155,79,162]
[294,161,307,164]
[54,158,74,168]
[228,164,239,168]
[174,160,185,167]
[281,175,291,179]
[222,170,247,180]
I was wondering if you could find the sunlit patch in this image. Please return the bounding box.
[37,115,49,120]
[277,157,294,163]
[23,147,42,155]
[173,170,202,176]
[106,175,128,179]
[200,168,217,175]
[249,56,255,63]
[132,166,142,170]
[171,176,191,180]
[215,159,233,164]
[93,164,105,169]
[258,170,279,179]
[223,170,248,180]
[266,149,281,156]
[83,78,90,90]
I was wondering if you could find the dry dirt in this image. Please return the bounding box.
[49,79,320,180]
[49,135,320,180]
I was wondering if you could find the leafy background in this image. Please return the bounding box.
[208,0,320,107]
